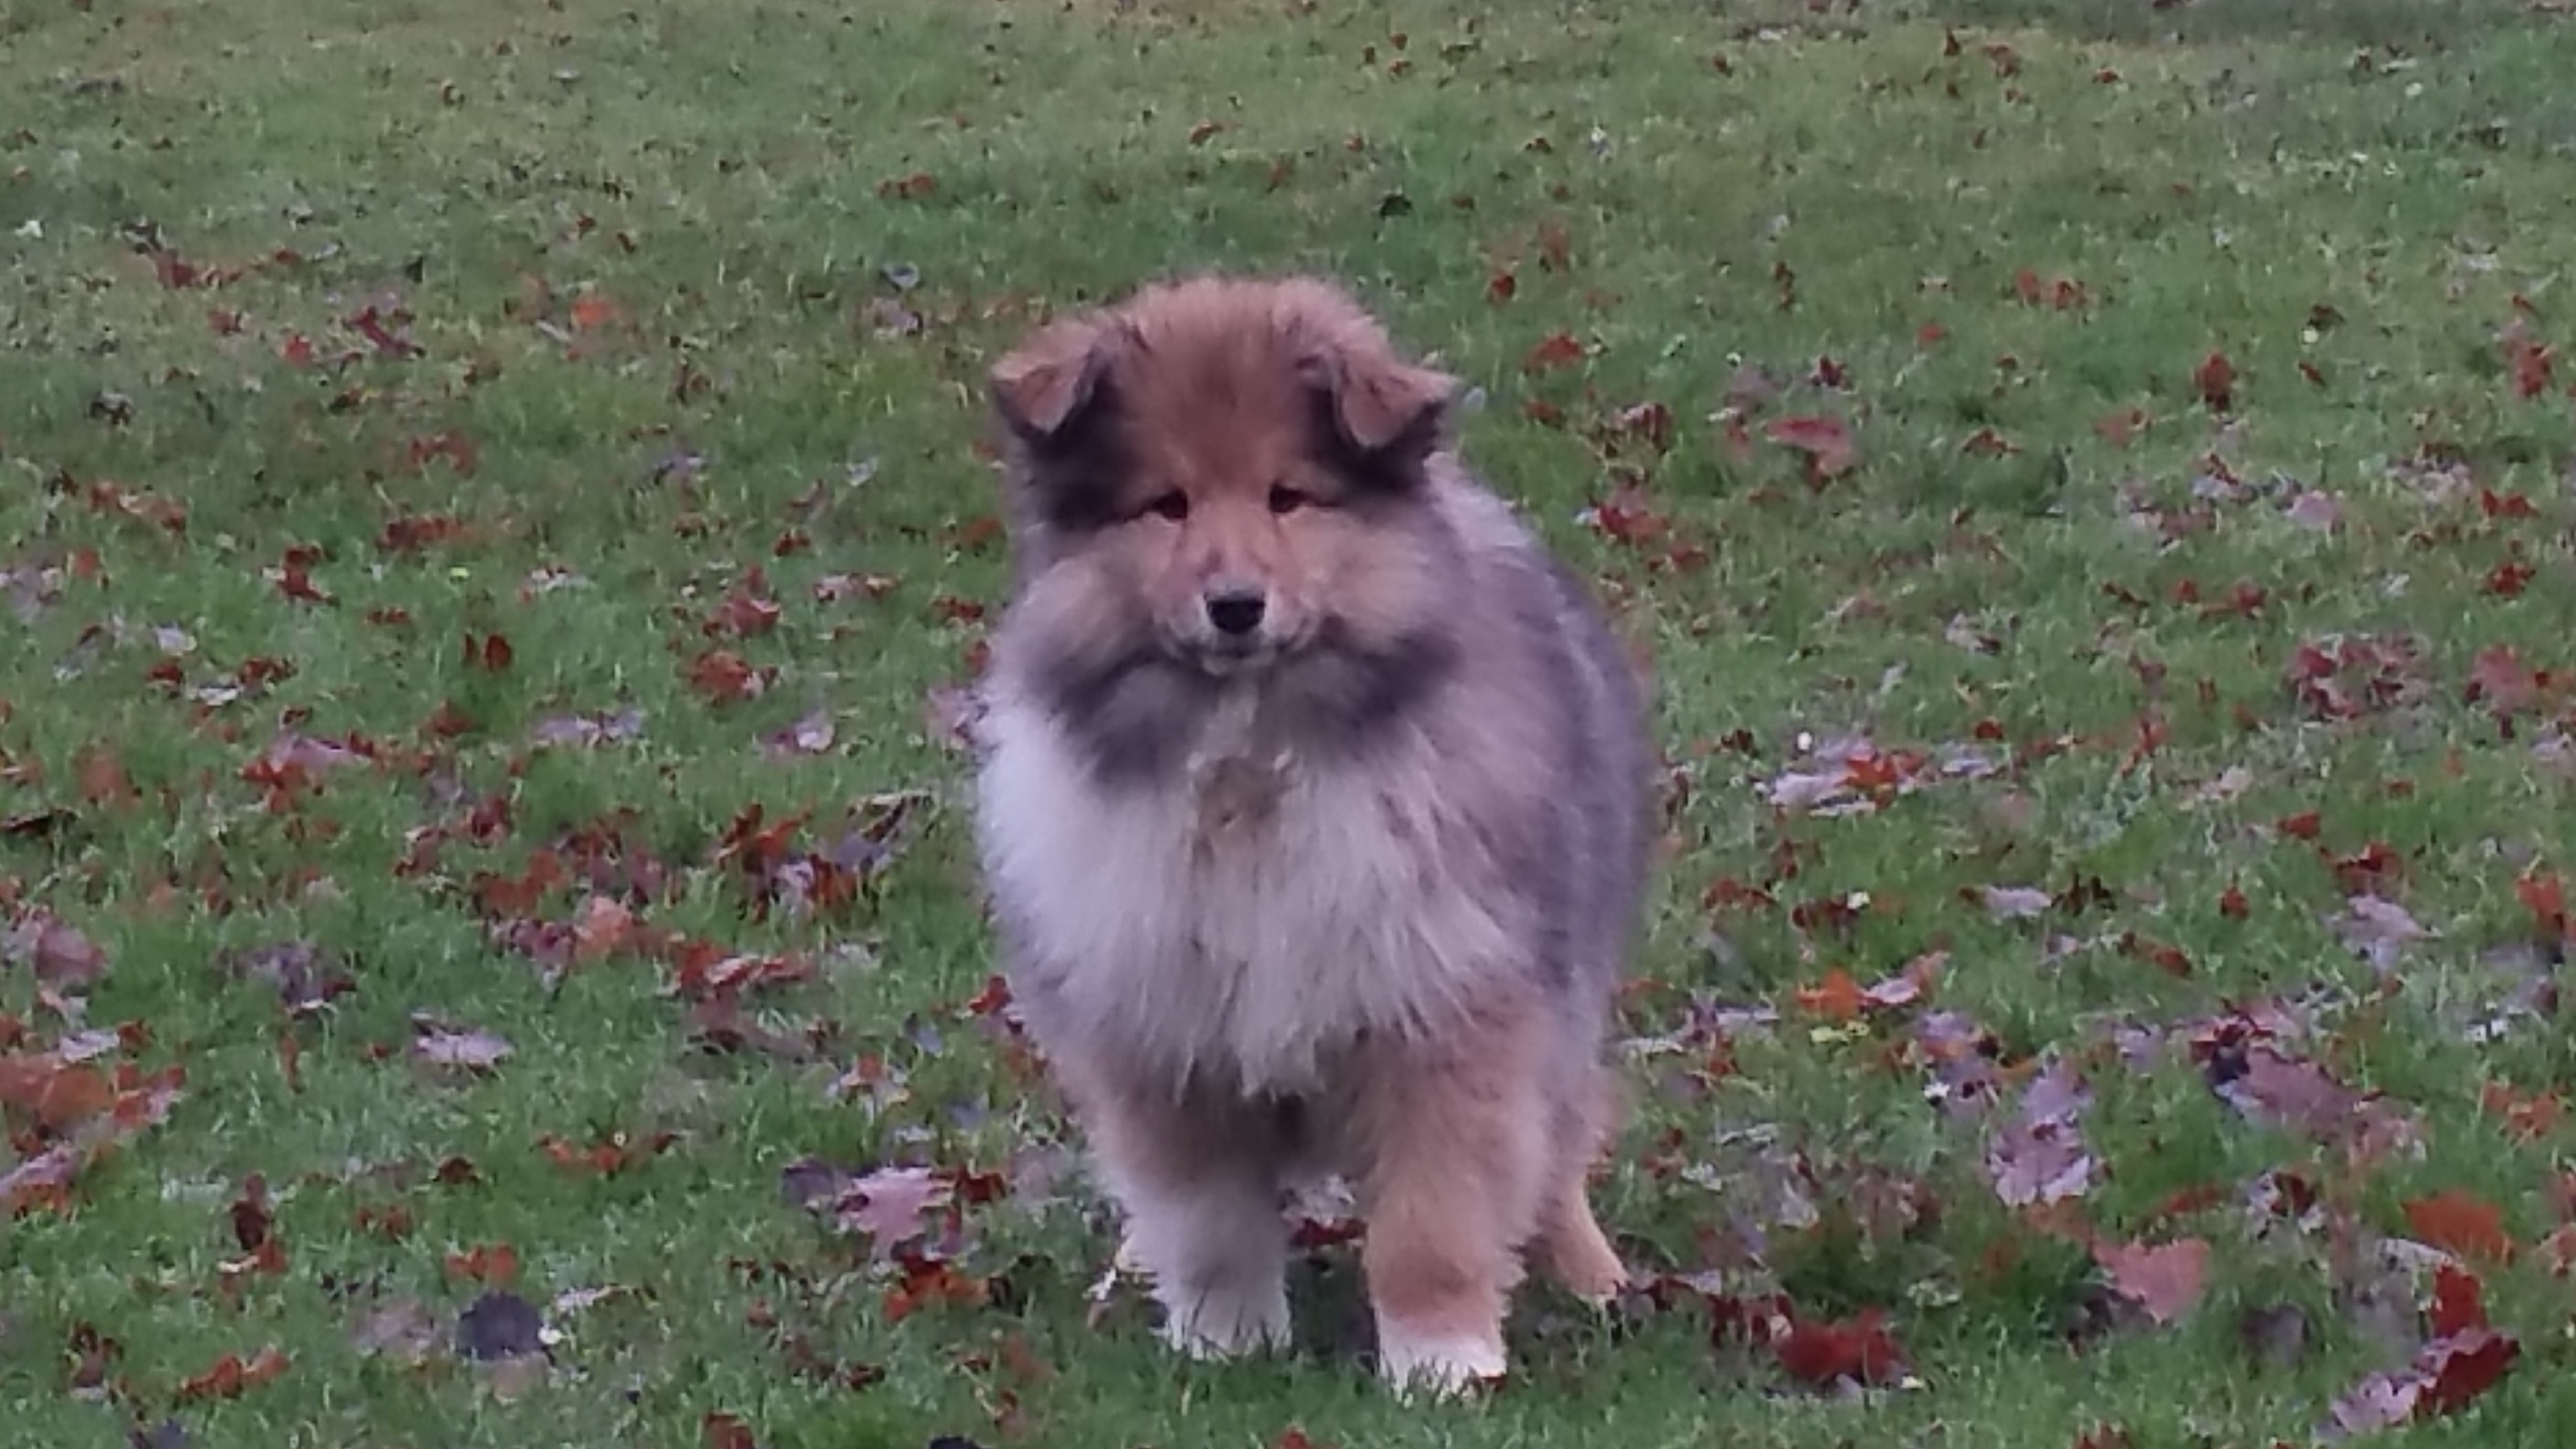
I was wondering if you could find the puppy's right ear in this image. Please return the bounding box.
[989,316,1110,442]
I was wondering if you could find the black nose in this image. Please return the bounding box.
[1204,589,1267,637]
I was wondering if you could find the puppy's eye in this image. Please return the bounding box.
[1143,491,1190,522]
[1267,484,1312,515]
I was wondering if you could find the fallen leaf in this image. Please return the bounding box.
[446,1243,520,1284]
[2094,1238,2210,1325]
[1985,1058,2094,1208]
[3,912,109,991]
[1793,968,1865,1021]
[569,292,618,331]
[762,708,836,758]
[173,1346,289,1402]
[2284,490,2344,531]
[1773,1307,1907,1387]
[819,1165,951,1254]
[1763,414,1860,480]
[2328,1371,2422,1435]
[2429,1263,2487,1338]
[1980,885,2052,920]
[571,894,636,964]
[1522,331,1585,373]
[219,941,354,1017]
[539,1130,677,1177]
[411,1019,513,1075]
[2335,896,2434,972]
[2416,1328,2519,1417]
[688,649,775,705]
[2195,351,2236,411]
[2403,1190,2515,1265]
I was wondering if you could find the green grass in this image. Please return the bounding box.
[8,0,2576,1443]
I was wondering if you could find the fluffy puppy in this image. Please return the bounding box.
[970,273,1654,1394]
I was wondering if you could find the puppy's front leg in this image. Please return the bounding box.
[1123,1164,1292,1358]
[1357,1002,1552,1396]
[1071,1066,1292,1360]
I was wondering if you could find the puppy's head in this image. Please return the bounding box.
[985,275,1464,731]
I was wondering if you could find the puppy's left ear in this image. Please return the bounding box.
[1300,338,1458,456]
[990,315,1110,442]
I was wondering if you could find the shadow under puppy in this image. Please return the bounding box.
[971,273,1655,1394]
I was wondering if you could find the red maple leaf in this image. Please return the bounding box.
[881,1252,987,1324]
[2502,328,2555,400]
[2119,932,2193,978]
[963,974,1014,1017]
[704,590,783,640]
[1793,968,1865,1021]
[2514,868,2566,938]
[444,1243,520,1284]
[1582,480,1671,548]
[2429,1263,2488,1339]
[2480,486,2539,521]
[1763,414,1860,481]
[1522,330,1585,373]
[2403,1189,2515,1264]
[687,650,775,705]
[2194,351,2236,411]
[0,1058,114,1130]
[2416,1328,2519,1417]
[2484,559,2535,597]
[268,544,334,604]
[2478,1081,2562,1143]
[174,1345,290,1402]
[378,513,470,553]
[228,1175,277,1256]
[539,1130,675,1177]
[1773,1307,1907,1387]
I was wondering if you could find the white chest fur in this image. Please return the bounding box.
[973,693,1517,1094]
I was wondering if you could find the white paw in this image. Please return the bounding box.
[1376,1324,1507,1398]
[1113,1184,1290,1362]
[1157,1276,1291,1360]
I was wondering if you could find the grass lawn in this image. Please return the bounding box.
[10,0,2576,1442]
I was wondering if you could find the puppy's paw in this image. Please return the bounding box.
[1555,1253,1630,1309]
[1376,1324,1507,1399]
[1156,1278,1291,1362]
